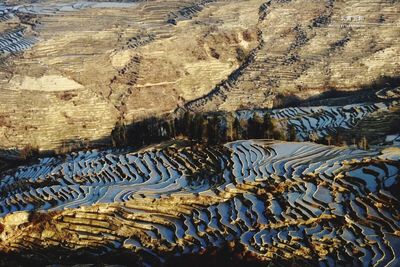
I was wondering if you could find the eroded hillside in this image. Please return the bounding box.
[0,0,261,151]
[0,0,399,152]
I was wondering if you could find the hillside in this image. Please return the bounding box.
[0,1,399,266]
[0,0,399,151]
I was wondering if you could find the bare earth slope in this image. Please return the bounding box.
[0,0,399,151]
[0,0,261,151]
[185,0,400,112]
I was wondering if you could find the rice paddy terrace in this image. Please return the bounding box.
[235,100,399,144]
[0,0,399,266]
[0,140,399,266]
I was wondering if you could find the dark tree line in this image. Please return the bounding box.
[110,111,288,148]
[110,110,376,150]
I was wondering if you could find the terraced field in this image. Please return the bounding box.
[0,1,399,266]
[0,27,36,54]
[0,140,399,265]
[235,100,399,143]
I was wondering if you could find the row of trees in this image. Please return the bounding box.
[111,111,371,150]
[111,111,290,147]
[315,129,369,149]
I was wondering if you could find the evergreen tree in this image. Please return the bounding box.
[207,117,217,144]
[198,115,205,141]
[191,114,204,140]
[111,121,127,147]
[174,118,181,136]
[242,120,249,139]
[218,116,227,143]
[288,125,297,141]
[263,113,275,139]
[273,129,285,140]
[225,114,234,141]
[183,111,192,137]
[252,113,264,139]
[169,120,176,138]
[334,128,344,146]
[233,117,241,140]
[248,117,255,138]
[359,136,368,150]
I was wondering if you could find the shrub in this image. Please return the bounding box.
[111,121,127,147]
[20,144,39,160]
[28,212,54,225]
[273,129,285,141]
[236,47,246,62]
[242,30,254,42]
[288,125,297,141]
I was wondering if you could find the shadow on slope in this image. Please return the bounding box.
[0,244,308,267]
[0,76,399,173]
[274,75,400,108]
